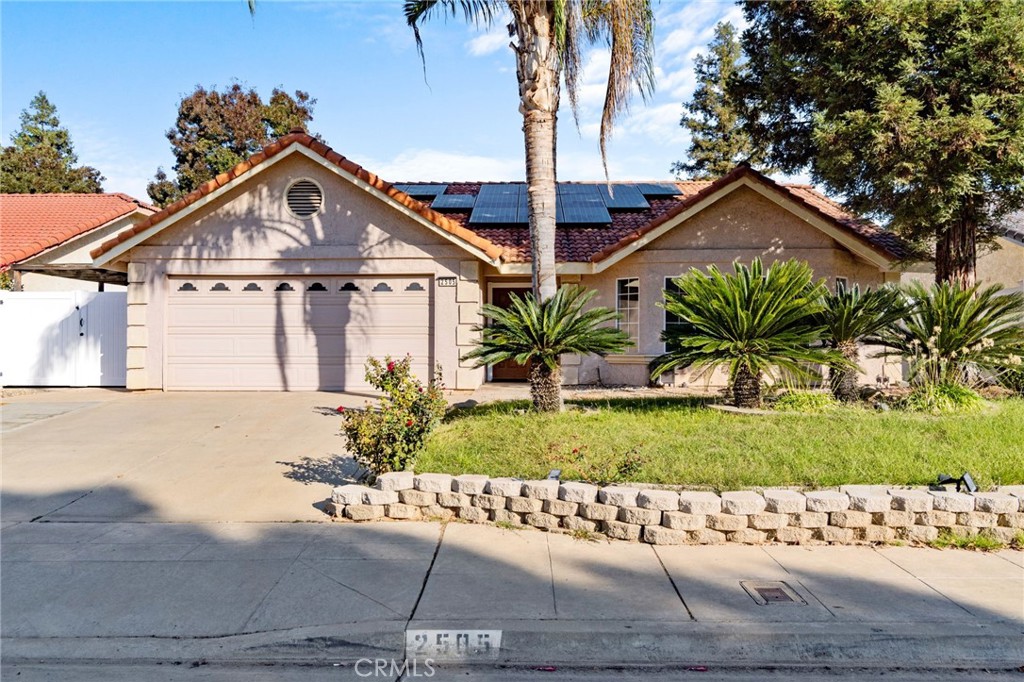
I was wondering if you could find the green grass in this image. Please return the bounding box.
[419,397,1024,490]
[929,531,1006,552]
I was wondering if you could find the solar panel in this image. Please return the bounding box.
[635,182,681,196]
[430,194,476,210]
[470,184,523,223]
[599,184,650,209]
[557,185,611,223]
[394,184,448,198]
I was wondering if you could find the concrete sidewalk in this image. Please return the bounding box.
[2,520,1021,678]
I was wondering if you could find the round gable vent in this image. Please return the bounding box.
[286,179,323,219]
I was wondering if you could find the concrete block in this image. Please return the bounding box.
[332,484,373,506]
[491,509,523,525]
[345,505,385,521]
[561,366,579,385]
[998,512,1024,528]
[399,489,437,507]
[507,497,543,513]
[522,479,560,500]
[637,489,680,511]
[888,489,932,512]
[125,368,148,391]
[453,474,490,495]
[473,494,507,510]
[542,499,579,517]
[973,493,1019,514]
[385,503,421,520]
[126,304,146,327]
[775,527,813,544]
[559,482,599,503]
[662,512,706,531]
[414,473,454,493]
[562,516,597,533]
[804,491,849,513]
[458,303,481,325]
[603,520,642,541]
[692,528,727,545]
[375,471,415,491]
[830,510,872,528]
[526,512,560,530]
[643,526,690,545]
[857,526,896,543]
[459,260,480,282]
[989,527,1021,543]
[456,278,480,303]
[871,510,916,527]
[707,513,748,532]
[678,491,722,515]
[902,525,939,543]
[720,491,765,515]
[815,526,854,543]
[618,507,662,526]
[455,325,479,347]
[125,347,146,370]
[458,506,489,523]
[848,492,893,513]
[916,510,956,527]
[455,367,483,390]
[361,488,399,506]
[929,491,975,513]
[748,513,790,530]
[486,478,524,497]
[945,525,975,538]
[127,262,146,283]
[956,512,998,528]
[730,529,768,545]
[126,283,148,305]
[763,489,806,513]
[422,505,455,521]
[323,501,343,517]
[126,326,149,348]
[790,511,828,528]
[599,486,640,507]
[579,503,620,521]
[437,492,471,508]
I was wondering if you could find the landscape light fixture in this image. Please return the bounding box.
[547,469,562,481]
[935,472,978,493]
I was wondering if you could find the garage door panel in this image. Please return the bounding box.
[166,277,433,391]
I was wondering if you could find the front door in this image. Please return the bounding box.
[489,285,532,381]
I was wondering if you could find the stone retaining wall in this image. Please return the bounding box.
[328,474,1024,546]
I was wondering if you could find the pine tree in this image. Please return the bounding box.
[671,22,766,180]
[0,92,104,193]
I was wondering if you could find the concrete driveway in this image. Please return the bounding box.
[1,388,366,522]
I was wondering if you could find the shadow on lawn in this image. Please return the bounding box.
[444,395,715,422]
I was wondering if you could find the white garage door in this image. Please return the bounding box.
[166,276,432,391]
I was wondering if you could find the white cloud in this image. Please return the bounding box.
[466,29,510,57]
[366,148,524,182]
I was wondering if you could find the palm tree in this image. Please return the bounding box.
[462,285,632,411]
[873,281,1024,386]
[405,0,655,301]
[816,284,908,402]
[650,258,844,409]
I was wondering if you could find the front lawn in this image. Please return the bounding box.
[418,397,1024,490]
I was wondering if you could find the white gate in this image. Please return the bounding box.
[0,291,127,387]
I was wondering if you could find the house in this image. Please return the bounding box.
[1,193,156,291]
[977,211,1024,294]
[89,132,916,392]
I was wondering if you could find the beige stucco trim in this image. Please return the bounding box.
[92,145,501,269]
[592,177,896,274]
[497,262,595,275]
[604,354,658,365]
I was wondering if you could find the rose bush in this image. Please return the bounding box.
[341,355,447,477]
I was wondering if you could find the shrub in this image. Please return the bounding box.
[898,382,983,414]
[341,355,447,476]
[548,442,647,486]
[773,390,838,413]
[997,366,1024,397]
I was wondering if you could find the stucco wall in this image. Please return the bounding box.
[977,236,1024,293]
[119,153,484,390]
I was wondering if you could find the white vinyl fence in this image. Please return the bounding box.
[0,291,127,387]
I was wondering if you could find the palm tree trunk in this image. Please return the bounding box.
[830,342,860,402]
[510,2,559,302]
[530,362,563,412]
[733,365,762,408]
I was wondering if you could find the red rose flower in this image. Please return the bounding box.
[337,406,345,413]
[387,361,396,372]
[406,419,414,427]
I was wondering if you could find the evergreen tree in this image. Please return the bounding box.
[148,84,316,206]
[0,92,104,193]
[735,0,1024,285]
[671,22,766,180]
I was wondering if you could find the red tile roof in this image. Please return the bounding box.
[1,193,155,268]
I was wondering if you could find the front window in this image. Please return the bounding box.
[664,277,686,352]
[616,278,640,349]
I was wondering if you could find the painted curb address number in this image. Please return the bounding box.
[406,629,502,660]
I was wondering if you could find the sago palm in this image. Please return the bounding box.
[650,258,844,408]
[873,281,1024,386]
[462,285,632,412]
[816,284,908,402]
[406,0,655,301]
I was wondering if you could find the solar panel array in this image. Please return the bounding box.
[470,184,525,223]
[394,184,448,199]
[430,194,477,210]
[635,182,681,196]
[597,184,649,209]
[556,185,611,224]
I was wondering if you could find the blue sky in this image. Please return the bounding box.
[1,0,745,200]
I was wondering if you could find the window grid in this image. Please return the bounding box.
[616,278,640,351]
[663,277,686,353]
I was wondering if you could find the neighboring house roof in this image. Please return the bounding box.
[1000,210,1024,245]
[89,133,911,268]
[1,193,156,268]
